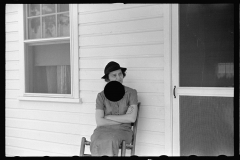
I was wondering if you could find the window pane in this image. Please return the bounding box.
[42,15,56,38]
[42,4,56,15]
[57,4,69,12]
[28,4,40,17]
[57,13,70,37]
[28,17,41,39]
[179,4,234,87]
[25,43,71,94]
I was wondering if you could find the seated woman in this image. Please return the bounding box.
[90,61,138,156]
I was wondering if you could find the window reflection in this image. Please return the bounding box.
[216,63,234,79]
[42,15,56,38]
[57,4,69,12]
[57,13,70,37]
[26,4,69,39]
[28,4,40,17]
[28,17,41,39]
[42,4,56,15]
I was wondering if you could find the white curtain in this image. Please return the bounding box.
[33,65,70,94]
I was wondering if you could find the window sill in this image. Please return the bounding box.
[18,96,82,103]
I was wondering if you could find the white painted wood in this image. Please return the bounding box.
[6,80,19,89]
[78,4,155,14]
[6,32,19,42]
[177,87,234,97]
[18,96,81,103]
[70,4,80,101]
[79,56,164,69]
[6,51,19,61]
[137,118,164,132]
[79,17,163,35]
[79,80,164,93]
[6,137,80,156]
[6,90,19,99]
[6,118,164,146]
[163,4,173,156]
[18,4,25,99]
[136,131,164,145]
[6,118,96,136]
[138,92,164,106]
[80,91,164,106]
[6,127,83,146]
[5,4,19,13]
[79,31,163,47]
[79,44,164,58]
[6,107,163,133]
[6,100,164,120]
[5,12,19,23]
[6,146,65,156]
[5,61,19,71]
[79,5,163,24]
[6,4,168,156]
[5,22,18,32]
[24,37,70,46]
[80,68,164,81]
[6,71,19,80]
[5,108,96,125]
[6,41,19,51]
[135,142,165,156]
[5,99,19,109]
[171,4,180,156]
[6,127,165,148]
[5,99,91,113]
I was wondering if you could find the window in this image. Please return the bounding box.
[19,4,80,102]
[26,4,70,39]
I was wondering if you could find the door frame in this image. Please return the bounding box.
[171,4,234,156]
[163,4,173,156]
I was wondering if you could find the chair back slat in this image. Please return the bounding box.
[130,102,140,155]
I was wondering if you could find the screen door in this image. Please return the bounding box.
[171,4,234,156]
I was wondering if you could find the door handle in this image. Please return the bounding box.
[173,86,176,98]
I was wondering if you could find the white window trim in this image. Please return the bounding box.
[18,4,81,103]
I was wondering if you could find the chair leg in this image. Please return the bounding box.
[121,141,126,156]
[131,146,135,156]
[80,137,86,156]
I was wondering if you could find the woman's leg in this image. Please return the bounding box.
[90,127,132,156]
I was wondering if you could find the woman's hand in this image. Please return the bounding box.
[126,105,134,114]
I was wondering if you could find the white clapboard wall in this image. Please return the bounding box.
[6,4,167,156]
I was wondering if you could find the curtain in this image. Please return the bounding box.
[57,65,71,94]
[33,65,70,94]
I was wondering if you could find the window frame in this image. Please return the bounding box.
[18,4,81,103]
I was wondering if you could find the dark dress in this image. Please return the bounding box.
[90,86,138,156]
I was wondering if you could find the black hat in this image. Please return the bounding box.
[101,61,127,79]
[104,81,125,102]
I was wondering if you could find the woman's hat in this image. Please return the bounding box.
[104,81,125,102]
[101,61,127,79]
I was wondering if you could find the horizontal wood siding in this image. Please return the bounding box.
[78,4,165,156]
[6,4,166,156]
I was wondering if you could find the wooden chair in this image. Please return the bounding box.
[80,102,141,156]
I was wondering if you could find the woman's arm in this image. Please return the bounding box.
[104,104,138,123]
[95,109,121,127]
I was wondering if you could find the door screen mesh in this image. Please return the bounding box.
[180,96,233,156]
